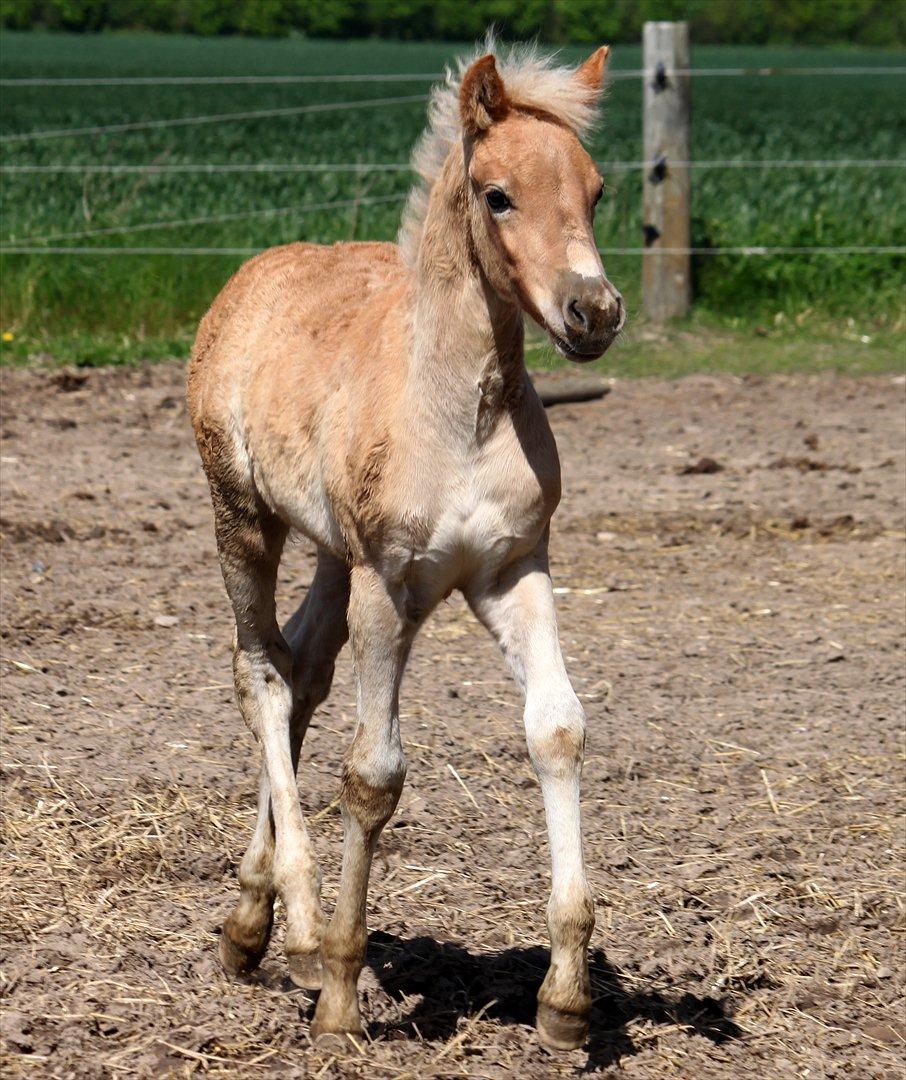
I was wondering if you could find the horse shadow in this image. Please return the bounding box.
[361,931,742,1070]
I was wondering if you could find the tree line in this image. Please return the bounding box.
[2,0,904,46]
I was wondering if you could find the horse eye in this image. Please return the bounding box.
[485,188,512,214]
[593,185,605,207]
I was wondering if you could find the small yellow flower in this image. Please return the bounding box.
[1,331,13,342]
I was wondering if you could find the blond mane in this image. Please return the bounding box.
[398,39,605,267]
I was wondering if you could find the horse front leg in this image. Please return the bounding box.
[310,565,416,1039]
[467,543,595,1050]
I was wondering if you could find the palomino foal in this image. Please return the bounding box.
[188,43,623,1050]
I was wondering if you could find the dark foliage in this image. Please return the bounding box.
[2,0,904,46]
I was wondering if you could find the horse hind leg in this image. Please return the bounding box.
[282,549,350,987]
[220,548,350,984]
[208,461,326,982]
[220,759,276,977]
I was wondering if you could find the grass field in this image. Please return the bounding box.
[0,31,904,368]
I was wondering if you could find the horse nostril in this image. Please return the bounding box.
[612,296,625,331]
[567,299,588,331]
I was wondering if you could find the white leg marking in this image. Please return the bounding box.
[467,544,595,1049]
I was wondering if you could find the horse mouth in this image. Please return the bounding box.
[550,334,611,363]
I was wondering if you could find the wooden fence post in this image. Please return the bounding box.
[642,21,691,322]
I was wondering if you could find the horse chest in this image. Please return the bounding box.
[407,452,557,584]
[437,491,532,556]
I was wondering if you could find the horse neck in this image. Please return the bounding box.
[404,149,525,438]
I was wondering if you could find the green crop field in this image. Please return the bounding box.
[0,30,904,368]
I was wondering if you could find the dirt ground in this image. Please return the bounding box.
[1,363,904,1079]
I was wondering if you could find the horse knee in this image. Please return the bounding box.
[341,742,406,837]
[525,691,586,779]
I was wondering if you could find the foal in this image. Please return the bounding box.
[188,42,623,1050]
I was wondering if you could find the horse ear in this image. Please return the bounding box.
[575,46,610,92]
[460,54,508,135]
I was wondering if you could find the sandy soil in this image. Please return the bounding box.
[1,363,904,1079]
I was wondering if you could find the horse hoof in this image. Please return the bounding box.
[219,920,270,977]
[536,1001,589,1051]
[310,1029,362,1052]
[310,995,365,1043]
[287,949,323,990]
[309,1015,365,1044]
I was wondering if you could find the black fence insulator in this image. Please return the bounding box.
[643,224,661,247]
[648,154,668,184]
[653,61,668,91]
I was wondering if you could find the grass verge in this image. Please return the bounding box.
[2,311,903,377]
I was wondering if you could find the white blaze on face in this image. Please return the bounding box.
[566,236,605,281]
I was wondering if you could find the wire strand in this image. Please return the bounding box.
[0,73,443,86]
[1,244,902,256]
[2,159,903,174]
[0,93,429,143]
[1,66,903,86]
[0,162,413,173]
[9,192,408,245]
[635,65,906,77]
[608,245,906,254]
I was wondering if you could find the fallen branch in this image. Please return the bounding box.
[531,378,612,407]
